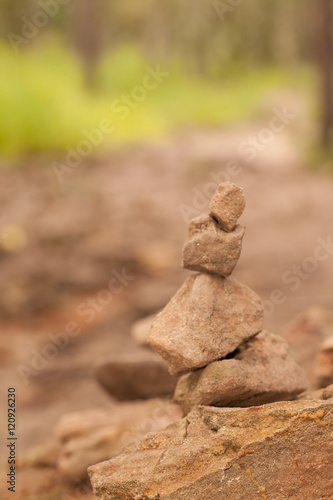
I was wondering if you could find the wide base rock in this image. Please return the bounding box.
[174,331,307,414]
[149,273,264,375]
[89,391,333,499]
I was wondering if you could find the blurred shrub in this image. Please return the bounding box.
[0,38,312,158]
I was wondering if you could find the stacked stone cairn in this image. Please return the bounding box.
[149,182,307,415]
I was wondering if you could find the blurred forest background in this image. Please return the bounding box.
[2,2,333,499]
[0,0,331,156]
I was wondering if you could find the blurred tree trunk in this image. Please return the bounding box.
[319,0,333,149]
[70,0,104,88]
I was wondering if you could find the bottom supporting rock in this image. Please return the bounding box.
[89,392,333,500]
[174,331,307,415]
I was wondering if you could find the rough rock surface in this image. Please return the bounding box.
[182,214,245,276]
[209,182,245,232]
[149,273,264,375]
[55,399,182,481]
[89,395,333,500]
[96,351,177,400]
[174,332,307,414]
[131,312,159,346]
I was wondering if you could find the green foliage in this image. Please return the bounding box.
[0,40,312,158]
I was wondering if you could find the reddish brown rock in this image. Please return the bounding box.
[209,182,245,232]
[315,337,333,388]
[149,273,263,375]
[55,399,182,481]
[174,332,307,414]
[89,396,333,500]
[96,351,177,401]
[182,214,245,276]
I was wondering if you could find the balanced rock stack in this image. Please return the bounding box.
[149,182,307,414]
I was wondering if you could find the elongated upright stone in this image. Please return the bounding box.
[209,182,245,232]
[89,396,333,500]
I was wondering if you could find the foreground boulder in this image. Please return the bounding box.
[89,392,333,499]
[174,332,307,414]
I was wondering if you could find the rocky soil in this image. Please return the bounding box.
[1,113,333,498]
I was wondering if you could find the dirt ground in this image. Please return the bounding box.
[1,103,333,497]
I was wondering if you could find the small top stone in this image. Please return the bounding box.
[209,182,245,232]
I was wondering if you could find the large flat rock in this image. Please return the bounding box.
[149,273,264,375]
[89,391,333,499]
